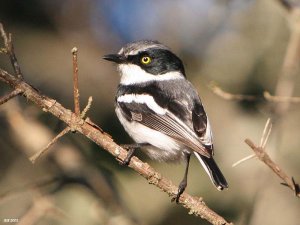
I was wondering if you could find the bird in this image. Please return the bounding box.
[103,40,228,202]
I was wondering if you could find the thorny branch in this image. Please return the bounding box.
[245,138,300,197]
[29,45,94,163]
[0,24,231,225]
[29,46,85,163]
[234,118,299,197]
[212,0,300,199]
[232,118,273,167]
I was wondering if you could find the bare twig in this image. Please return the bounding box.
[233,118,272,167]
[81,96,93,118]
[264,91,300,103]
[245,138,300,197]
[0,26,231,225]
[0,88,22,105]
[210,83,300,103]
[71,47,80,116]
[0,23,22,78]
[29,48,91,163]
[209,83,257,101]
[29,49,94,163]
[29,127,70,163]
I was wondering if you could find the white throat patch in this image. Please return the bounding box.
[118,64,184,85]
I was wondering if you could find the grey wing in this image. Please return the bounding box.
[192,100,214,155]
[117,101,211,158]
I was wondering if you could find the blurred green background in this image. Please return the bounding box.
[0,0,299,225]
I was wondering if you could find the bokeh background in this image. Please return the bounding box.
[0,0,300,225]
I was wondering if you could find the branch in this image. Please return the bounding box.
[29,127,70,163]
[209,83,257,101]
[244,138,300,197]
[210,83,300,103]
[71,47,80,116]
[0,88,22,105]
[29,47,91,163]
[0,23,22,78]
[234,118,299,197]
[232,118,272,167]
[0,27,231,225]
[264,91,300,103]
[0,68,231,225]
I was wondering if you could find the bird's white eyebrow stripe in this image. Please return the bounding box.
[117,94,166,115]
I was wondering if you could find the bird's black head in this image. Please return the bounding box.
[103,40,186,77]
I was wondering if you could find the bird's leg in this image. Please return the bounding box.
[172,152,191,203]
[120,143,149,166]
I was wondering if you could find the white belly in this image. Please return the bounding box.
[115,107,185,162]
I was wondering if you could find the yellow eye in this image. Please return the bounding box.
[140,56,152,65]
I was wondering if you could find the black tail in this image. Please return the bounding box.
[194,152,228,190]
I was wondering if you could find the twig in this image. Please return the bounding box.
[71,47,80,116]
[233,118,272,167]
[0,23,22,78]
[29,51,93,163]
[0,88,22,105]
[210,83,300,103]
[81,96,93,118]
[0,27,231,225]
[245,138,300,197]
[29,127,70,163]
[30,45,80,163]
[264,91,300,103]
[209,83,257,101]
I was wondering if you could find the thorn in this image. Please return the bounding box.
[81,96,93,118]
[29,127,70,163]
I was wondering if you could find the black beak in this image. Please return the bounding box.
[102,54,125,64]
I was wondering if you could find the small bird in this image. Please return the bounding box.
[103,40,228,202]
